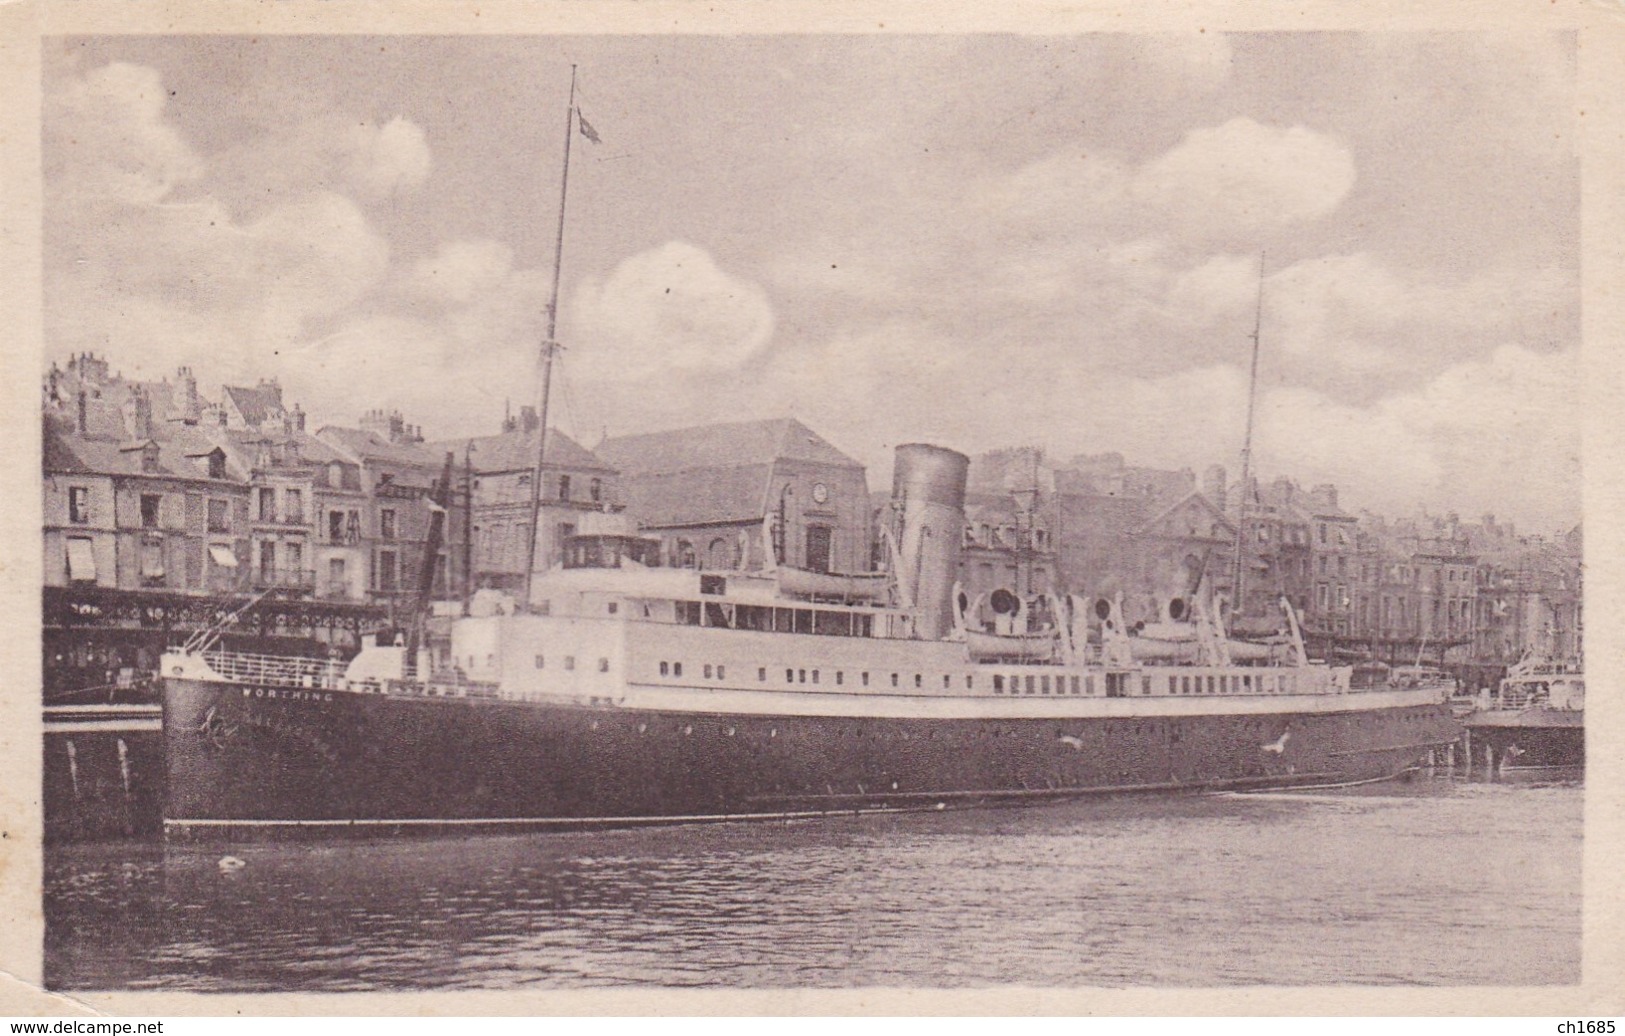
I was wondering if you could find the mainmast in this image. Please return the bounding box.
[1229,253,1266,621]
[522,66,580,608]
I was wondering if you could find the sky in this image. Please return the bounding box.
[41,33,1581,533]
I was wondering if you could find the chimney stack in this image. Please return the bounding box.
[76,390,88,434]
[177,366,200,423]
[520,406,539,433]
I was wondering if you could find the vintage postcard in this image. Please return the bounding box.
[1,0,1621,1017]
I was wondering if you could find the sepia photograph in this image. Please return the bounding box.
[5,0,1621,1013]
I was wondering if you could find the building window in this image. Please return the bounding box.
[135,532,178,591]
[378,549,398,592]
[259,541,276,580]
[329,557,346,591]
[346,511,362,544]
[65,537,96,582]
[589,478,602,502]
[805,525,833,574]
[380,509,396,541]
[207,499,230,533]
[258,488,276,522]
[286,542,302,580]
[68,486,90,524]
[672,662,682,677]
[599,658,610,673]
[660,661,670,676]
[285,489,303,524]
[557,474,571,501]
[758,667,767,682]
[208,453,226,479]
[564,656,576,671]
[330,511,346,543]
[140,494,161,529]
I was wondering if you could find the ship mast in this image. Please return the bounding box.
[1229,253,1266,622]
[522,65,580,608]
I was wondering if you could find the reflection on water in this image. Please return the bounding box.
[45,774,1582,990]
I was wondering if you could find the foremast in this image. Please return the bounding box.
[522,65,583,608]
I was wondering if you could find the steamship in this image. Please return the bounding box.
[1462,655,1584,771]
[160,76,1457,838]
[161,443,1460,839]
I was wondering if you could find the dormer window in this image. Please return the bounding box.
[208,452,226,479]
[140,442,160,473]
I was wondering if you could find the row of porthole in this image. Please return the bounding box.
[535,655,612,673]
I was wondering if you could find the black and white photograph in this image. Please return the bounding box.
[5,0,1621,1013]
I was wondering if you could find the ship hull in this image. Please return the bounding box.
[163,677,1458,839]
[1464,709,1584,770]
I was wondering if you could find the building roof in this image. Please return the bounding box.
[1138,490,1235,539]
[213,428,350,472]
[316,426,444,471]
[596,418,863,476]
[429,429,613,475]
[43,421,243,482]
[616,464,776,528]
[222,383,287,427]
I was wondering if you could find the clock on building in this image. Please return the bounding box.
[811,482,829,504]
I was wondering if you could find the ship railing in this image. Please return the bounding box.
[359,676,503,700]
[201,650,344,689]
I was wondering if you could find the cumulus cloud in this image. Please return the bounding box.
[346,116,432,200]
[1266,253,1576,379]
[571,241,775,381]
[1258,345,1578,528]
[44,61,203,205]
[410,239,517,305]
[1132,118,1356,239]
[43,61,402,399]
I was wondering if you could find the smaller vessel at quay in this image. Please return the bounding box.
[1462,654,1584,771]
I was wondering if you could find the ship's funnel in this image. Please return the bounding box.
[890,443,969,640]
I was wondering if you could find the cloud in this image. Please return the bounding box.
[1258,345,1578,529]
[346,116,432,200]
[1266,253,1577,379]
[205,113,433,214]
[409,239,516,305]
[1132,118,1356,239]
[571,241,775,381]
[44,61,203,205]
[44,61,394,389]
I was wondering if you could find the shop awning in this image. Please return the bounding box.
[65,538,96,581]
[208,544,238,568]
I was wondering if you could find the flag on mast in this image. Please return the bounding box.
[577,110,601,144]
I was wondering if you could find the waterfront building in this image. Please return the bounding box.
[431,406,619,594]
[596,418,871,575]
[317,411,467,610]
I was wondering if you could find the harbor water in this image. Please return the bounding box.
[45,773,1581,990]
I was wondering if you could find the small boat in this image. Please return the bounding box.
[1463,654,1584,771]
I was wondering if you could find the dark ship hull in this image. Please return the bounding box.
[44,706,165,843]
[1464,709,1584,770]
[163,677,1458,840]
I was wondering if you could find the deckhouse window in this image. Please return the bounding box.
[993,675,1004,694]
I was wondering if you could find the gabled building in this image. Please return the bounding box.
[431,406,619,594]
[596,418,870,574]
[317,415,466,607]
